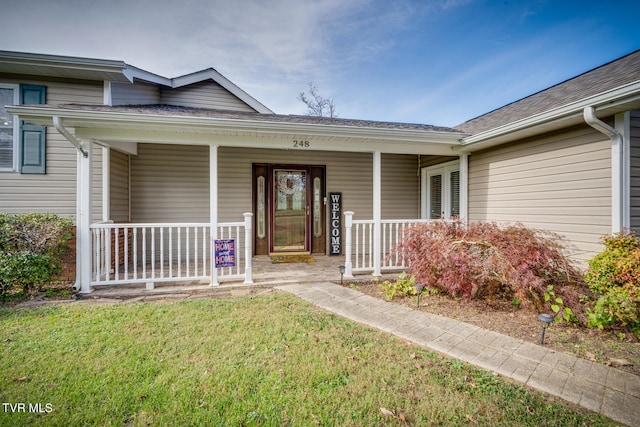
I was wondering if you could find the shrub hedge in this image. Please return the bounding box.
[0,213,73,297]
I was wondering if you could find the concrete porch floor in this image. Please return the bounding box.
[86,255,385,301]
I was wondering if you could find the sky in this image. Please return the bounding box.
[1,0,639,127]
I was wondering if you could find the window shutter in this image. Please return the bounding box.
[19,84,46,174]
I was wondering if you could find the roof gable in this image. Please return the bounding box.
[0,51,273,114]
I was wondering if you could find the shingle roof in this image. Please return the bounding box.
[52,103,461,133]
[455,49,640,135]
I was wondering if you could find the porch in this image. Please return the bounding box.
[88,216,430,291]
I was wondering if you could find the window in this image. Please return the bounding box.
[0,84,19,170]
[422,161,460,219]
[0,83,47,174]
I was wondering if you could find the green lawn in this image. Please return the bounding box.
[0,293,616,426]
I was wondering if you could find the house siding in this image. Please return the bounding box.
[631,110,640,232]
[110,149,130,222]
[0,76,104,221]
[129,145,420,224]
[468,124,611,263]
[160,81,257,112]
[382,154,420,219]
[111,81,160,105]
[130,144,210,223]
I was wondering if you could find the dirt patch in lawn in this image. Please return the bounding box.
[350,280,640,376]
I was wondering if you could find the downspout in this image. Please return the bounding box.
[53,116,92,293]
[583,106,624,233]
[53,116,88,157]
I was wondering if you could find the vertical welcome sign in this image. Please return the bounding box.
[329,192,342,255]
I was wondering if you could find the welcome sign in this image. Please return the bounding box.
[215,239,236,268]
[329,192,342,255]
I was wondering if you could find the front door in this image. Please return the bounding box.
[253,164,325,255]
[273,168,308,252]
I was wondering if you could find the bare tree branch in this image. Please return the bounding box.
[298,82,337,118]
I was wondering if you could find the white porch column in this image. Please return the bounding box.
[210,143,219,286]
[373,150,382,277]
[459,153,469,223]
[102,146,110,222]
[75,142,93,293]
[343,211,354,278]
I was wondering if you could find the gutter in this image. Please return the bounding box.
[582,106,621,140]
[583,106,626,233]
[52,116,88,157]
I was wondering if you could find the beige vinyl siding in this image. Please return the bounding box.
[468,124,611,263]
[160,81,256,112]
[130,145,421,224]
[382,154,419,219]
[631,110,640,232]
[0,76,103,221]
[110,149,130,222]
[111,81,160,105]
[130,144,209,223]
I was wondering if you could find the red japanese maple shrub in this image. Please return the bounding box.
[392,220,587,322]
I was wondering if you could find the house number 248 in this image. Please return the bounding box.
[293,140,310,148]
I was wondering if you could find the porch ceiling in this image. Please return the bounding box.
[8,104,465,156]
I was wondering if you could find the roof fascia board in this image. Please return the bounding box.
[0,50,130,82]
[7,105,462,146]
[457,81,640,152]
[123,64,171,85]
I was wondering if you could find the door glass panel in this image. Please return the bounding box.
[450,170,460,217]
[313,177,321,237]
[257,176,266,238]
[273,170,306,251]
[430,174,442,219]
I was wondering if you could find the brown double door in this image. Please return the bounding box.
[253,164,325,255]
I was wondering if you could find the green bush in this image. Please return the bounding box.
[584,231,640,333]
[0,213,73,298]
[380,272,418,300]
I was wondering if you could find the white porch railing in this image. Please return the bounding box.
[90,213,252,287]
[344,212,431,276]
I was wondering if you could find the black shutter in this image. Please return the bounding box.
[19,84,46,174]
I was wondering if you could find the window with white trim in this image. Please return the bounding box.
[421,161,460,219]
[0,83,19,171]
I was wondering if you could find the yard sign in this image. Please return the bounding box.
[215,239,236,268]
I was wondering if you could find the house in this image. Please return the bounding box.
[2,49,640,293]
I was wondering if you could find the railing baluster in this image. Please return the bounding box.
[115,226,120,280]
[178,227,182,277]
[160,227,164,278]
[194,226,198,277]
[169,227,173,278]
[142,228,147,279]
[186,226,190,278]
[124,227,129,280]
[133,228,138,280]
